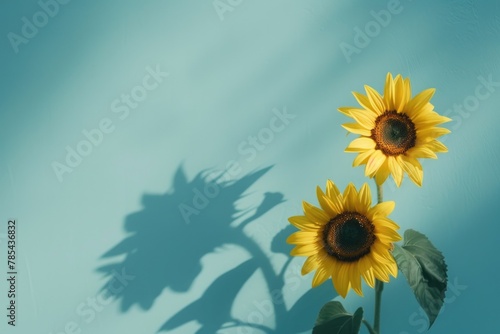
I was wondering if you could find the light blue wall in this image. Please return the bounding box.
[1,0,499,333]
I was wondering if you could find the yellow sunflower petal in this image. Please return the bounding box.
[301,255,320,275]
[288,216,321,231]
[353,91,379,117]
[393,75,407,112]
[383,72,394,110]
[316,186,336,217]
[334,263,351,298]
[362,268,375,288]
[388,156,403,187]
[365,149,387,177]
[374,216,400,230]
[407,102,435,121]
[358,183,372,211]
[368,201,395,219]
[372,263,390,282]
[372,241,395,255]
[403,77,412,105]
[349,108,376,129]
[417,127,451,141]
[338,107,369,117]
[370,243,396,265]
[398,155,423,187]
[375,158,391,185]
[349,264,363,296]
[291,243,321,256]
[332,198,346,217]
[412,111,451,128]
[302,201,329,224]
[326,180,341,199]
[345,137,376,152]
[374,225,402,241]
[375,231,402,243]
[342,123,372,136]
[370,248,391,265]
[405,88,435,117]
[325,181,344,214]
[406,146,438,159]
[327,196,343,217]
[286,231,320,245]
[425,140,448,153]
[353,149,375,167]
[364,85,385,115]
[357,255,372,274]
[343,183,358,212]
[338,106,354,116]
[312,264,331,287]
[385,259,398,278]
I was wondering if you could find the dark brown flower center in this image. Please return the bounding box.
[322,212,375,262]
[371,111,416,156]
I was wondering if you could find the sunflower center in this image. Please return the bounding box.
[371,111,416,156]
[323,212,375,262]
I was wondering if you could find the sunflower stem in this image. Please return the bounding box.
[362,319,378,334]
[376,182,383,204]
[374,279,384,333]
[373,182,384,334]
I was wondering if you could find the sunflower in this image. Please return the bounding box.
[287,181,401,298]
[339,73,451,187]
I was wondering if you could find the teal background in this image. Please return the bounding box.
[1,0,499,333]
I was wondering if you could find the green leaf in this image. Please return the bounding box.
[393,229,448,328]
[313,301,363,334]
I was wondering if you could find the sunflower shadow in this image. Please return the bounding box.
[97,164,335,333]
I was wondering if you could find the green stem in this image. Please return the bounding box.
[373,182,384,334]
[376,182,383,204]
[373,280,384,333]
[362,319,378,334]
